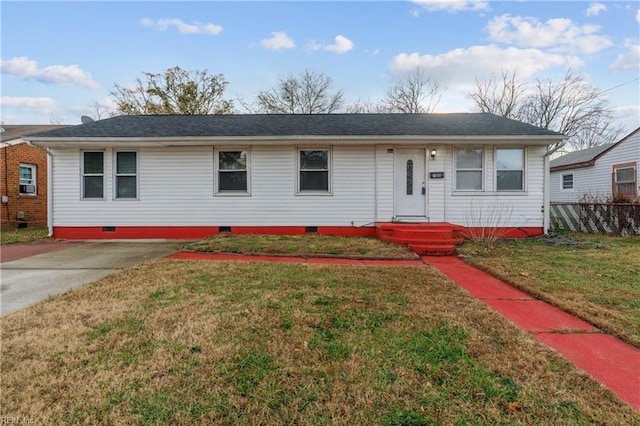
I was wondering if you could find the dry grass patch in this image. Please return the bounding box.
[459,234,640,348]
[0,226,49,245]
[185,234,417,259]
[2,260,638,425]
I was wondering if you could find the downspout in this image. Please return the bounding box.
[542,142,566,234]
[27,142,54,237]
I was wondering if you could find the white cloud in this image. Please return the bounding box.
[260,31,295,50]
[586,3,607,17]
[141,18,222,35]
[0,56,100,89]
[307,35,354,54]
[324,35,354,54]
[636,9,640,23]
[390,45,583,86]
[486,14,612,54]
[412,0,488,13]
[610,41,640,70]
[0,96,59,115]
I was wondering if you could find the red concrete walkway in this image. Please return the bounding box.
[166,251,639,410]
[423,255,640,411]
[0,241,86,263]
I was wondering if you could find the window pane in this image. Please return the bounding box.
[219,151,247,170]
[456,171,482,190]
[562,174,573,189]
[406,160,413,195]
[84,152,104,174]
[497,149,523,170]
[116,176,137,198]
[616,167,635,183]
[117,152,137,174]
[83,176,103,198]
[300,151,328,170]
[300,171,329,191]
[456,149,483,169]
[20,166,33,181]
[219,171,247,191]
[497,170,523,190]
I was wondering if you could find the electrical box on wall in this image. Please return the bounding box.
[1,195,7,204]
[430,172,444,179]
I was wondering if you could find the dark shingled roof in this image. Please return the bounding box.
[550,143,615,170]
[27,113,564,139]
[1,124,69,142]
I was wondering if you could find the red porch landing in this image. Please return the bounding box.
[376,222,465,256]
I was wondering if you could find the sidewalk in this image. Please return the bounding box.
[423,256,640,411]
[169,251,640,410]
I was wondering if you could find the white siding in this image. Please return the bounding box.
[550,131,640,202]
[375,146,394,222]
[51,145,376,227]
[426,145,445,222]
[52,142,549,230]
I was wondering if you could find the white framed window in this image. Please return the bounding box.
[81,151,104,199]
[19,164,36,195]
[298,148,331,194]
[496,148,525,191]
[215,148,249,194]
[114,151,137,199]
[455,148,484,191]
[612,162,637,200]
[562,173,574,190]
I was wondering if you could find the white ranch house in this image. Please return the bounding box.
[28,114,565,243]
[550,127,640,203]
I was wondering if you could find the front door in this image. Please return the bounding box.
[395,149,426,217]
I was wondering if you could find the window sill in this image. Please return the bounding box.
[18,194,38,197]
[295,191,333,196]
[452,191,528,196]
[215,191,251,197]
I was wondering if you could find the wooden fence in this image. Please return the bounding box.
[550,203,640,235]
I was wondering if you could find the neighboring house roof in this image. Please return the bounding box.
[26,113,564,140]
[1,125,69,144]
[550,127,640,172]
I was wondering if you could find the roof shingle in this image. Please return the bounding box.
[27,113,564,139]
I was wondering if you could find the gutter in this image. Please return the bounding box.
[542,142,566,234]
[27,142,54,237]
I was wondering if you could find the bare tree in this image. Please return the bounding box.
[256,69,343,114]
[345,98,388,113]
[382,69,443,113]
[519,70,622,149]
[110,66,234,115]
[470,69,526,118]
[87,101,115,120]
[470,69,622,150]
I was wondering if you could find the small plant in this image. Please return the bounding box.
[464,199,514,242]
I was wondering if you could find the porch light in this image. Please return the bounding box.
[430,148,437,160]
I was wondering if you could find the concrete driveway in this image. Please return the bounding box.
[1,241,186,315]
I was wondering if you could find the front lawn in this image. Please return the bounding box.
[459,234,640,348]
[185,234,417,259]
[1,260,636,424]
[0,226,49,245]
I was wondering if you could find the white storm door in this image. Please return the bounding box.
[395,149,426,217]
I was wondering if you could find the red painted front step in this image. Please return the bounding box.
[376,223,464,256]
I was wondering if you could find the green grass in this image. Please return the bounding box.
[459,233,640,348]
[0,226,49,244]
[184,233,417,259]
[2,260,637,424]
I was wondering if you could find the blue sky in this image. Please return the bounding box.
[2,1,639,135]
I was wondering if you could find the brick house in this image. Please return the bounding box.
[1,125,67,228]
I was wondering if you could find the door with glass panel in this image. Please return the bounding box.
[395,149,426,217]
